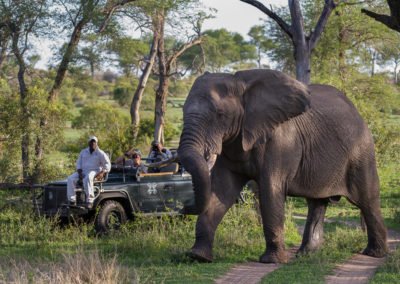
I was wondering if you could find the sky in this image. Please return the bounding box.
[35,0,287,69]
[201,0,285,37]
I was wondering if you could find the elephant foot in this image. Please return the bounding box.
[362,244,387,258]
[187,247,213,263]
[296,242,322,256]
[259,250,288,264]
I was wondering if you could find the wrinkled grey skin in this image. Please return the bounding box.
[177,69,387,263]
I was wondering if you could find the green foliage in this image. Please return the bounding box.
[137,118,180,143]
[186,28,257,72]
[372,247,400,283]
[112,77,138,107]
[71,102,133,157]
[107,37,149,76]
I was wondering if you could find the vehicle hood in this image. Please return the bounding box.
[46,179,67,186]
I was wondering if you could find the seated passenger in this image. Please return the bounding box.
[148,141,172,162]
[130,152,148,174]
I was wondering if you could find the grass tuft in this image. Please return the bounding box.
[0,248,133,284]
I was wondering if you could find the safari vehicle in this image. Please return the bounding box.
[40,161,196,233]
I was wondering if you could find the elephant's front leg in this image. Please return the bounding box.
[259,181,287,263]
[190,167,246,262]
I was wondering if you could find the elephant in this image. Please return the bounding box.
[177,69,388,264]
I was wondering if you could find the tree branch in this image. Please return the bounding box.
[167,37,202,68]
[310,0,337,50]
[240,0,293,38]
[361,8,399,32]
[58,0,77,26]
[361,0,400,32]
[98,0,137,33]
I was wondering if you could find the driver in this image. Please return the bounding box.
[67,136,111,207]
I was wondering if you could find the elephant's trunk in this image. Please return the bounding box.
[178,129,211,214]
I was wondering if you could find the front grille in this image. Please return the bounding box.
[43,186,67,215]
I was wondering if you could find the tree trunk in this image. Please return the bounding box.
[371,50,376,77]
[90,60,95,78]
[154,11,167,144]
[337,10,346,93]
[49,19,86,101]
[11,31,30,182]
[0,39,8,70]
[130,22,160,142]
[394,60,398,83]
[154,76,169,144]
[34,18,86,166]
[294,44,311,84]
[240,0,336,84]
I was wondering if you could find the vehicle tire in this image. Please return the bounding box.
[95,200,127,234]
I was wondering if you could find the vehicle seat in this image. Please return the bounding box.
[94,172,109,184]
[159,163,179,174]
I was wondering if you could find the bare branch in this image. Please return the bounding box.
[57,0,77,26]
[167,37,202,68]
[310,0,337,50]
[361,0,400,32]
[361,8,399,32]
[240,0,293,38]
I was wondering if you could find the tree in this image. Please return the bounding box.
[362,0,400,33]
[34,0,137,177]
[126,2,163,143]
[0,0,48,181]
[152,0,204,143]
[248,25,274,68]
[75,34,105,78]
[240,0,337,83]
[127,0,206,144]
[108,37,149,76]
[182,28,256,72]
[377,34,400,83]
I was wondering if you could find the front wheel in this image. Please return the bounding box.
[95,200,127,234]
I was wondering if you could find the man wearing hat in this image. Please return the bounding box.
[67,136,111,206]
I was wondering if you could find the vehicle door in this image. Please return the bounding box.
[139,175,175,212]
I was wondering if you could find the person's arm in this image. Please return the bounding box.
[76,151,83,179]
[103,151,111,172]
[95,151,111,180]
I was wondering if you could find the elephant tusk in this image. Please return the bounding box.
[206,154,217,173]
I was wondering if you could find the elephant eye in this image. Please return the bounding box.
[216,109,224,117]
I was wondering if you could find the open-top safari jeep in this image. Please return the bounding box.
[40,160,197,233]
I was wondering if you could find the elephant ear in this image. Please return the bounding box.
[235,70,311,151]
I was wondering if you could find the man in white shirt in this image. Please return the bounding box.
[67,136,111,206]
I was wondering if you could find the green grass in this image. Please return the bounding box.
[1,159,399,283]
[0,199,300,283]
[371,247,400,284]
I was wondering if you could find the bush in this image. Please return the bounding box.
[113,77,137,107]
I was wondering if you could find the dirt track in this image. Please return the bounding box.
[214,219,400,284]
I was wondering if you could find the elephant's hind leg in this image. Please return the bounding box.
[190,167,247,262]
[347,158,388,257]
[297,198,328,255]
